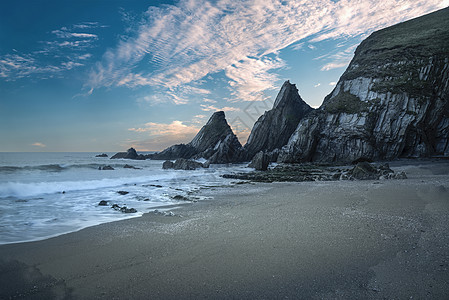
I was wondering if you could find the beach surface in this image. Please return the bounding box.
[1,160,448,299]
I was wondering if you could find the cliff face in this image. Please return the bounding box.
[279,7,449,163]
[151,111,244,163]
[244,81,313,159]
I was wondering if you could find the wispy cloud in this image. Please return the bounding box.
[88,0,446,103]
[0,53,63,80]
[200,104,240,112]
[129,120,198,135]
[73,22,107,29]
[128,120,201,150]
[291,42,305,51]
[31,142,46,148]
[0,22,104,81]
[321,61,351,71]
[225,56,286,102]
[316,43,358,71]
[52,29,98,40]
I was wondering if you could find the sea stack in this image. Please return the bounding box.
[151,111,244,164]
[244,80,312,161]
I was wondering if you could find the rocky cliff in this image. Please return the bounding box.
[150,111,244,164]
[244,80,313,160]
[279,7,449,163]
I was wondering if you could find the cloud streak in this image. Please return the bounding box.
[200,104,240,112]
[0,22,103,81]
[88,0,447,103]
[31,142,46,148]
[128,120,201,150]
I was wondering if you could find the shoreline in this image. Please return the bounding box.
[1,160,448,299]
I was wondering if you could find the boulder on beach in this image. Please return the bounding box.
[99,165,114,170]
[123,164,141,169]
[111,204,137,213]
[351,162,379,180]
[162,158,206,170]
[120,207,137,213]
[349,162,399,180]
[173,158,204,170]
[172,195,190,201]
[162,160,175,169]
[248,151,269,171]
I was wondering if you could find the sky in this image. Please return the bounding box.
[1,0,448,152]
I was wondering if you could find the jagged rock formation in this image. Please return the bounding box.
[148,144,197,160]
[279,7,449,163]
[111,148,145,160]
[244,81,313,160]
[162,158,207,170]
[150,111,244,164]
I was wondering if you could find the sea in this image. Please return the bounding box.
[0,152,250,245]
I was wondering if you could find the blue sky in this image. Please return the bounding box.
[1,0,447,152]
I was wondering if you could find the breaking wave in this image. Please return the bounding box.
[0,163,113,173]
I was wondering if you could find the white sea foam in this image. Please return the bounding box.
[0,152,249,244]
[0,172,182,198]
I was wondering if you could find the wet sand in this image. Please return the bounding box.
[1,160,448,299]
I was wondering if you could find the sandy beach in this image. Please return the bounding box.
[1,160,448,299]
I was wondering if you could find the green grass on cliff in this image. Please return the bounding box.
[342,7,449,81]
[323,7,449,113]
[324,91,368,114]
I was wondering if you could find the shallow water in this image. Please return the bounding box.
[0,152,249,244]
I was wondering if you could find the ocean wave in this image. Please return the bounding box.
[0,179,124,197]
[0,163,106,173]
[0,171,182,198]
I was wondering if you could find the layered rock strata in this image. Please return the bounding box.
[244,81,313,160]
[279,7,449,163]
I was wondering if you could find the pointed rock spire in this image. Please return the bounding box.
[244,80,313,159]
[190,111,233,152]
[150,111,243,163]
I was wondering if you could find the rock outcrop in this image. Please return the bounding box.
[244,81,313,160]
[162,160,175,169]
[248,151,269,171]
[111,148,145,160]
[279,7,449,163]
[147,144,197,161]
[150,111,244,164]
[98,165,114,170]
[162,158,207,170]
[223,162,407,182]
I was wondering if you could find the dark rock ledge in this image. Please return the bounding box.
[223,162,407,183]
